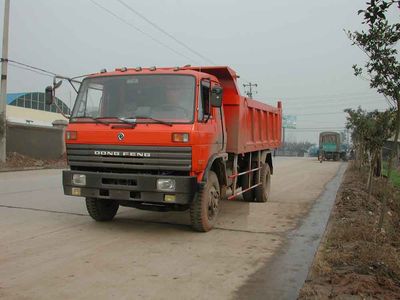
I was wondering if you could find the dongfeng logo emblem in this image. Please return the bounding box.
[117,132,125,141]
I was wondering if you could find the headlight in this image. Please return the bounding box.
[157,179,176,191]
[72,174,86,186]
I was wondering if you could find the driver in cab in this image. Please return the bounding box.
[151,85,190,120]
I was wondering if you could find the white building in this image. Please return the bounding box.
[7,92,69,126]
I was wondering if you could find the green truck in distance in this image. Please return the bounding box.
[318,131,347,162]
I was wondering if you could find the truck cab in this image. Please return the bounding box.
[57,66,282,231]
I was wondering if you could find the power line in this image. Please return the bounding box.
[287,127,346,130]
[116,0,215,65]
[8,63,54,78]
[286,103,389,113]
[282,97,385,107]
[288,108,387,117]
[286,128,347,132]
[88,0,199,64]
[294,111,352,116]
[268,91,382,101]
[1,58,58,76]
[97,1,260,85]
[4,58,86,84]
[295,111,345,116]
[285,101,390,110]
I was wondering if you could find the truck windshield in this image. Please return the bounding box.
[71,75,195,123]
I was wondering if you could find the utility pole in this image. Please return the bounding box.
[0,0,10,163]
[243,82,257,99]
[282,127,286,150]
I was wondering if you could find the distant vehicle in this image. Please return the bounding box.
[46,66,282,232]
[318,131,347,162]
[308,145,319,157]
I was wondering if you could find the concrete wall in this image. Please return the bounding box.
[7,105,68,127]
[6,121,66,160]
[275,150,306,157]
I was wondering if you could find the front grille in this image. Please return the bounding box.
[67,144,192,173]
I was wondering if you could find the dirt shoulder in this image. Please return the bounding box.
[299,163,400,299]
[0,152,67,171]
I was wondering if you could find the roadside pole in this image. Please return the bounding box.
[243,82,258,99]
[282,127,286,151]
[0,0,10,163]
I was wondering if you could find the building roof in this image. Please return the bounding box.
[7,93,26,104]
[7,105,67,126]
[6,92,69,126]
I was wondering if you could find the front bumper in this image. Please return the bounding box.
[63,170,197,205]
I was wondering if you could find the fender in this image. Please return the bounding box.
[201,152,228,185]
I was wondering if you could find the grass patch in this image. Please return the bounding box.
[383,161,400,188]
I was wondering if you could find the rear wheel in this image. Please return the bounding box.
[85,198,119,221]
[255,163,271,202]
[190,171,220,232]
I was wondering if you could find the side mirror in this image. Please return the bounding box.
[45,78,62,105]
[211,86,223,107]
[45,86,54,105]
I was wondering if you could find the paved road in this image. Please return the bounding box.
[0,157,342,300]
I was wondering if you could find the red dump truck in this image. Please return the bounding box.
[48,66,282,231]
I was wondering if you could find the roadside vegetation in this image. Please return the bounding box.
[345,107,395,225]
[299,164,400,299]
[0,152,67,170]
[300,105,400,298]
[300,1,400,298]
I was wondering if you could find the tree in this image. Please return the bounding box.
[345,107,369,169]
[345,108,395,203]
[347,0,400,229]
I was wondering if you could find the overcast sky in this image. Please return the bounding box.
[0,0,396,143]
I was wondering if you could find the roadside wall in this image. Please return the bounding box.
[275,150,306,157]
[6,121,67,160]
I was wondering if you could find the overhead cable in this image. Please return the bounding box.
[89,0,199,64]
[117,0,216,65]
[1,58,58,76]
[8,63,54,78]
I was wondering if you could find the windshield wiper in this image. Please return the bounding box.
[128,115,173,127]
[96,117,136,125]
[95,117,137,128]
[71,116,109,126]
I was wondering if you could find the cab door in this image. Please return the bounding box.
[211,81,224,150]
[197,79,219,153]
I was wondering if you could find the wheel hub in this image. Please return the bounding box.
[208,187,219,221]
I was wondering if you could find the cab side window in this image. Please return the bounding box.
[198,80,211,121]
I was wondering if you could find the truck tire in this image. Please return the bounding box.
[190,171,220,232]
[255,163,271,202]
[85,198,119,222]
[241,172,255,202]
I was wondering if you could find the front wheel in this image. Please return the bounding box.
[255,163,271,202]
[190,171,220,232]
[86,198,119,222]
